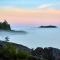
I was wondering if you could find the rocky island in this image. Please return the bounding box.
[0,20,11,30]
[39,25,57,28]
[0,20,27,34]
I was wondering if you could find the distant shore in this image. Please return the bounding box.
[38,25,57,28]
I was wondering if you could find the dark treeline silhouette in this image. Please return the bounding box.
[0,20,11,30]
[39,25,57,28]
[0,41,60,60]
[31,47,55,60]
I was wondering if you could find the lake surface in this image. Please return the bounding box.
[0,25,60,49]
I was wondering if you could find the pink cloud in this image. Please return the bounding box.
[0,7,60,25]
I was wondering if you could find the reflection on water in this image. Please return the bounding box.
[0,26,60,49]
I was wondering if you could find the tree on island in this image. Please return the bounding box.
[0,20,11,30]
[5,36,9,42]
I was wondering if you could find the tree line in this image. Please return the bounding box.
[0,41,57,60]
[0,20,11,30]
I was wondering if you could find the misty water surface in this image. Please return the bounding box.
[0,25,60,49]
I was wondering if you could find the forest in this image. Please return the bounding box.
[0,40,59,60]
[0,20,11,30]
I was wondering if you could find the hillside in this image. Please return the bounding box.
[0,41,31,52]
[0,41,60,60]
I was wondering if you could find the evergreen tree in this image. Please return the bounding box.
[0,20,11,30]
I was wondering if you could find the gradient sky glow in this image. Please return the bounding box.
[0,0,60,25]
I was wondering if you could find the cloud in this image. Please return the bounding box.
[37,4,53,9]
[0,5,60,24]
[37,3,60,9]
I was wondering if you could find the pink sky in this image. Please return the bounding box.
[0,7,60,25]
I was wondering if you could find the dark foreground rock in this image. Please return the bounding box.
[0,41,60,60]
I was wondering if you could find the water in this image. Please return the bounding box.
[0,25,60,49]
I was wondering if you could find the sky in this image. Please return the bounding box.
[0,0,60,25]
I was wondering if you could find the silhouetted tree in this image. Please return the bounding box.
[5,36,9,42]
[34,47,43,57]
[0,20,11,30]
[43,47,54,60]
[0,22,2,29]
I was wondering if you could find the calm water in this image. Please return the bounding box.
[0,25,60,49]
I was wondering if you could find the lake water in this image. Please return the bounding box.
[0,25,60,49]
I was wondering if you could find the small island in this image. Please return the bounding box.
[39,25,57,28]
[0,20,11,30]
[0,20,27,34]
